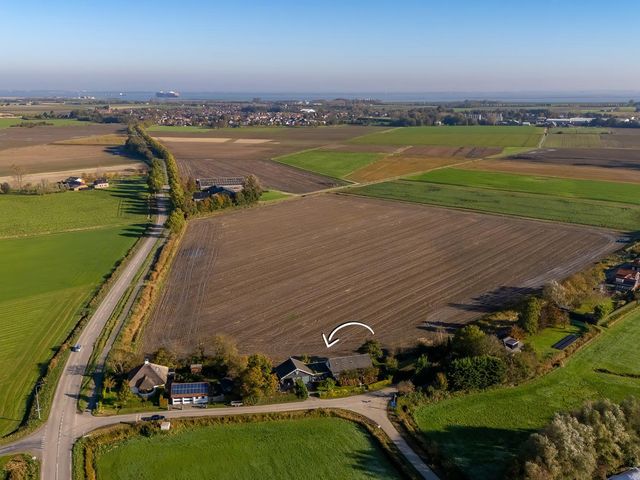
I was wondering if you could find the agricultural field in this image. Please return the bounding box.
[347,156,464,182]
[542,131,602,148]
[144,195,618,360]
[0,123,123,151]
[152,126,384,193]
[275,150,383,179]
[601,128,640,148]
[413,308,640,479]
[93,417,401,480]
[509,147,640,170]
[0,118,93,129]
[460,157,640,184]
[349,181,640,230]
[0,179,149,436]
[410,168,640,205]
[349,126,544,148]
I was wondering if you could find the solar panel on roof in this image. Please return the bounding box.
[171,382,209,395]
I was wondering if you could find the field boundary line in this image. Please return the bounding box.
[0,223,141,241]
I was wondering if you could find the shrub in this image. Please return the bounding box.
[519,297,542,334]
[293,378,309,399]
[447,355,506,391]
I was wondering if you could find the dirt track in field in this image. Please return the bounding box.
[144,195,621,360]
[0,124,124,150]
[156,126,384,193]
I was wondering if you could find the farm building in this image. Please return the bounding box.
[61,176,88,191]
[128,360,169,398]
[327,354,373,379]
[169,382,210,405]
[502,336,522,352]
[614,267,640,292]
[93,178,109,189]
[194,176,245,201]
[274,354,373,389]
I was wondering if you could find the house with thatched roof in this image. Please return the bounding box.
[128,360,169,398]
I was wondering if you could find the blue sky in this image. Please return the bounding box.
[1,0,639,92]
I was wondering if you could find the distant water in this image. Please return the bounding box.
[1,90,639,103]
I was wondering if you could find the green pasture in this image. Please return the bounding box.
[409,168,640,205]
[0,178,149,437]
[0,118,92,129]
[276,150,383,179]
[349,126,544,147]
[0,179,148,238]
[413,308,640,479]
[348,181,640,230]
[543,132,602,148]
[260,190,291,202]
[94,417,401,480]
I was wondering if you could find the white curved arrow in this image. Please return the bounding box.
[322,321,375,348]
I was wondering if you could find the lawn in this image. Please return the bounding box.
[413,308,640,479]
[0,179,149,437]
[526,320,586,358]
[0,179,149,237]
[409,168,640,205]
[94,417,402,480]
[349,126,544,148]
[0,118,92,129]
[276,150,384,179]
[348,181,640,231]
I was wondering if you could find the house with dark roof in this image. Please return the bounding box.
[194,176,245,201]
[274,354,374,390]
[127,360,169,398]
[326,354,373,379]
[274,357,319,389]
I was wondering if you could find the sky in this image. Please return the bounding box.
[1,0,639,93]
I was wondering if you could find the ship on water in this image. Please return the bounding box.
[156,90,180,98]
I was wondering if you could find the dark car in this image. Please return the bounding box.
[141,414,166,421]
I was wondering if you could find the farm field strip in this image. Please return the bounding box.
[275,150,384,179]
[0,124,124,151]
[348,126,544,147]
[413,308,640,479]
[94,417,402,480]
[543,132,602,148]
[348,180,640,231]
[144,195,618,360]
[460,158,640,184]
[408,168,640,205]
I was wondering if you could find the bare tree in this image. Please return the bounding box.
[11,163,24,190]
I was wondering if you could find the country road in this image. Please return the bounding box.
[0,189,438,480]
[44,193,169,480]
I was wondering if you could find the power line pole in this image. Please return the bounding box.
[35,382,42,420]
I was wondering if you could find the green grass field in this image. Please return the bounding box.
[527,321,586,358]
[0,179,148,437]
[276,150,383,179]
[349,126,544,147]
[348,180,640,230]
[94,417,401,480]
[0,180,149,237]
[409,168,640,205]
[0,118,92,129]
[260,190,291,202]
[413,308,640,479]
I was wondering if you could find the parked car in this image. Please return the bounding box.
[141,414,166,421]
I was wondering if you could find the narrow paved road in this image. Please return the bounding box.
[42,194,168,480]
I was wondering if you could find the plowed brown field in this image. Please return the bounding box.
[0,124,124,150]
[155,126,384,193]
[144,195,620,360]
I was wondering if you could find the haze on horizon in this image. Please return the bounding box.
[2,0,639,94]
